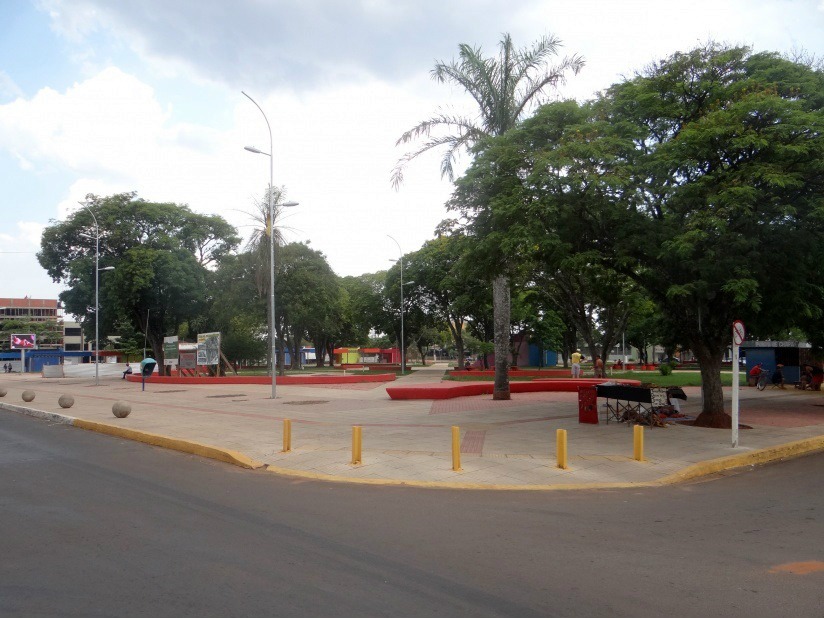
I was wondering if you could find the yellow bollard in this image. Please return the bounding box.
[451,426,462,471]
[633,424,645,461]
[556,429,568,470]
[351,425,362,465]
[282,419,292,453]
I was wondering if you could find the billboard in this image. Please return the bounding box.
[179,351,197,369]
[163,336,179,366]
[10,334,36,349]
[197,332,221,366]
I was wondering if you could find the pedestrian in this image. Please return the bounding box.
[594,355,604,378]
[122,364,133,379]
[571,349,583,378]
[771,364,785,389]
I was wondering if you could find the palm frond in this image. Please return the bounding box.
[393,31,584,187]
[392,131,477,188]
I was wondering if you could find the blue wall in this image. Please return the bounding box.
[742,348,801,383]
[528,345,558,367]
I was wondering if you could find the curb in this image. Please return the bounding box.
[656,435,824,485]
[2,402,822,489]
[0,402,76,425]
[72,419,265,470]
[0,402,264,470]
[263,435,824,490]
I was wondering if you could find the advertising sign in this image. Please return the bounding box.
[163,336,179,366]
[179,351,197,369]
[10,333,36,349]
[197,332,221,366]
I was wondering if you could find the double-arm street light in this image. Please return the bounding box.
[80,205,115,386]
[387,235,405,376]
[242,91,298,399]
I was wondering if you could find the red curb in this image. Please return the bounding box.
[450,369,572,378]
[126,373,396,385]
[387,379,641,400]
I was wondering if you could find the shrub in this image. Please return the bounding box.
[659,363,674,376]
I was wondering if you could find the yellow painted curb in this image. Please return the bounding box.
[264,435,824,490]
[657,435,824,485]
[72,419,265,470]
[263,464,643,490]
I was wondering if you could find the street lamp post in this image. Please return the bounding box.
[387,235,405,376]
[242,91,298,399]
[80,205,115,386]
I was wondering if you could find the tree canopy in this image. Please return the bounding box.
[38,192,239,368]
[452,44,824,423]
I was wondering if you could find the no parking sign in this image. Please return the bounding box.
[733,320,746,345]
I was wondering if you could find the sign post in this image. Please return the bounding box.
[163,336,179,375]
[731,320,746,448]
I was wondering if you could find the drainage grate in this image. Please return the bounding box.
[284,400,330,405]
[206,394,247,398]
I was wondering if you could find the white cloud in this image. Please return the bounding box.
[4,0,823,304]
[0,221,61,300]
[0,66,457,282]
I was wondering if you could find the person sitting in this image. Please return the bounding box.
[771,364,785,389]
[800,365,814,390]
[613,359,624,371]
[122,364,133,379]
[812,365,824,391]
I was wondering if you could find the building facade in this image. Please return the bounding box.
[0,297,59,322]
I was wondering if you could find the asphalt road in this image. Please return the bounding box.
[1,411,822,617]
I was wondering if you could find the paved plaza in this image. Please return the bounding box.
[2,362,823,489]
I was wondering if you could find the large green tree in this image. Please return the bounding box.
[402,234,474,364]
[394,33,583,399]
[38,192,239,369]
[275,242,340,372]
[458,45,824,425]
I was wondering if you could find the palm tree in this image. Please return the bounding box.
[244,184,296,373]
[393,33,583,399]
[244,185,295,297]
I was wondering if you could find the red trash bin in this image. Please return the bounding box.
[578,386,598,424]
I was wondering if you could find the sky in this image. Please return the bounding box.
[2,0,823,307]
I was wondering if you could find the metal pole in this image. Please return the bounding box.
[81,204,101,386]
[732,340,739,448]
[243,91,277,399]
[95,224,99,386]
[387,235,404,375]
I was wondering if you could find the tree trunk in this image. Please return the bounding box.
[692,347,731,428]
[276,331,287,376]
[417,342,427,366]
[447,318,464,369]
[492,275,511,400]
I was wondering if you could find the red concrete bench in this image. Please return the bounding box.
[387,378,641,400]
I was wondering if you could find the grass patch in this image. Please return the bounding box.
[445,369,747,387]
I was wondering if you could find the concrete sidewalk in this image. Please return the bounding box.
[2,363,823,489]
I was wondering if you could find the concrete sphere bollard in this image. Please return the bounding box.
[58,394,75,409]
[112,401,131,418]
[22,390,35,402]
[0,387,7,397]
